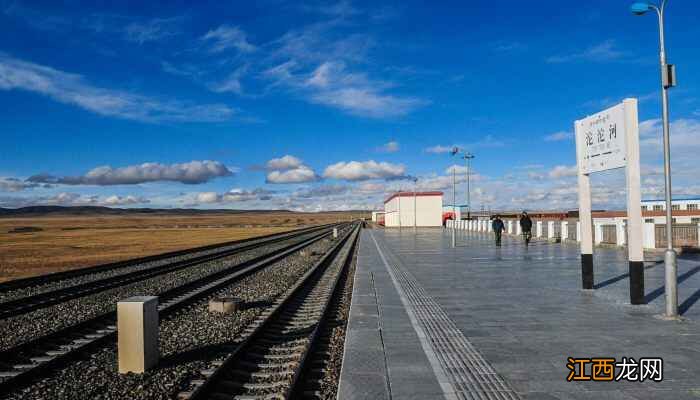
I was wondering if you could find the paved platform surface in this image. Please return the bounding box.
[339,228,700,400]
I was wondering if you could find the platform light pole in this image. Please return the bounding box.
[450,147,459,247]
[462,153,475,220]
[631,0,678,317]
[413,177,418,232]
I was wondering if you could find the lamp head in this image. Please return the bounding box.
[630,2,651,15]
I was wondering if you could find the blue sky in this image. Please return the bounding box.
[1,0,699,211]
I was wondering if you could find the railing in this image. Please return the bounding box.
[655,224,698,248]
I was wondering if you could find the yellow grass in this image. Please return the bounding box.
[0,212,365,282]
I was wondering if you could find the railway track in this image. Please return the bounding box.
[0,224,338,319]
[178,223,360,400]
[0,224,347,393]
[0,223,336,296]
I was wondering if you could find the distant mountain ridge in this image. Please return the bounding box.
[0,206,294,216]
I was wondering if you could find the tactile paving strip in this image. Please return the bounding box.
[370,231,521,400]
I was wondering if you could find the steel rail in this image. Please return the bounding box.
[0,225,344,394]
[181,223,359,400]
[0,223,336,294]
[0,223,341,319]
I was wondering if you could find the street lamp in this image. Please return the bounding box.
[413,177,418,231]
[631,0,678,317]
[450,147,459,248]
[462,153,475,220]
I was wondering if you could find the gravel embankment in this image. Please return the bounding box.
[315,238,357,399]
[0,228,319,304]
[0,231,324,352]
[2,235,340,400]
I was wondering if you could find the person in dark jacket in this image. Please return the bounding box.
[492,216,505,246]
[519,212,533,246]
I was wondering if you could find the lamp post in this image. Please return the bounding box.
[413,177,418,231]
[462,153,475,220]
[631,0,677,317]
[450,147,459,248]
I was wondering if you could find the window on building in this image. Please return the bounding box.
[688,204,698,211]
[692,218,700,224]
[641,205,648,211]
[645,218,654,223]
[653,205,663,211]
[672,204,681,211]
[672,218,677,223]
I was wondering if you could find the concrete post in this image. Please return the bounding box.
[562,221,569,240]
[487,221,493,233]
[117,296,159,374]
[516,221,522,235]
[507,220,513,234]
[643,222,656,249]
[333,228,338,238]
[594,224,603,245]
[617,221,626,246]
[548,221,555,240]
[536,221,542,238]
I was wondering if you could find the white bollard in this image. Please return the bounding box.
[594,224,603,244]
[118,296,159,374]
[536,221,543,238]
[643,222,656,249]
[333,228,338,238]
[562,221,568,240]
[617,221,626,246]
[507,220,513,234]
[548,221,555,240]
[516,222,522,235]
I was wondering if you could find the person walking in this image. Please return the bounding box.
[492,215,505,246]
[519,211,533,246]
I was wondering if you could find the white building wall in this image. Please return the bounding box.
[384,195,442,227]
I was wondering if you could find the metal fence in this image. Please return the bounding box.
[655,224,698,248]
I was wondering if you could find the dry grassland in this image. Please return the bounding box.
[0,212,363,282]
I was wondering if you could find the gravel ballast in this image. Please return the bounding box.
[1,231,347,400]
[0,231,327,352]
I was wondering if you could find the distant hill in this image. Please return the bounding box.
[0,206,366,217]
[0,206,288,217]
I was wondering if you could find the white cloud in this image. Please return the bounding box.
[193,188,274,204]
[547,40,625,63]
[27,160,233,186]
[0,177,45,192]
[201,25,256,54]
[266,155,304,171]
[544,131,572,141]
[102,195,150,205]
[375,141,399,153]
[425,144,458,154]
[123,17,181,44]
[548,165,578,179]
[266,166,319,184]
[0,192,150,208]
[323,160,406,181]
[262,25,425,118]
[0,54,236,123]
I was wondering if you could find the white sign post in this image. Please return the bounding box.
[574,98,645,304]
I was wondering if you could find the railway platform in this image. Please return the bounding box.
[339,228,700,400]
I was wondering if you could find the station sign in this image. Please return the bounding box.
[575,102,627,175]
